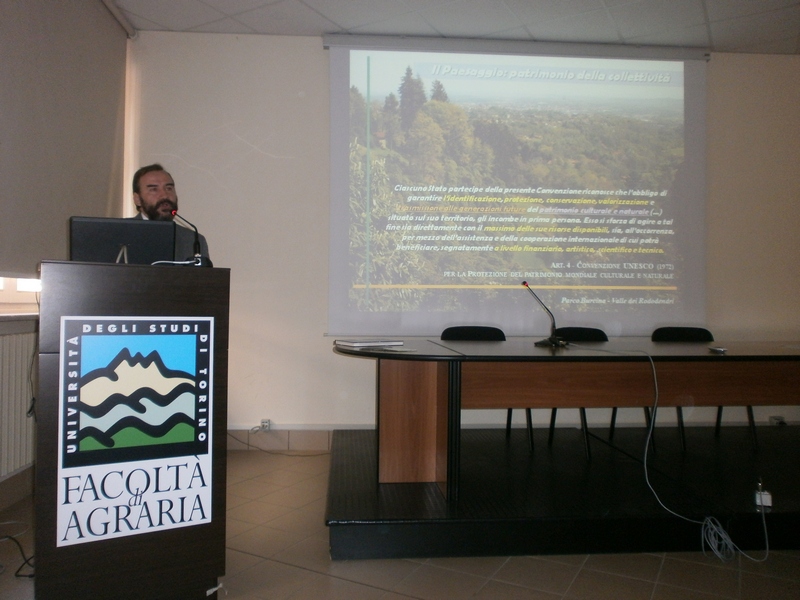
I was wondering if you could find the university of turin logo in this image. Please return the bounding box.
[59,317,213,468]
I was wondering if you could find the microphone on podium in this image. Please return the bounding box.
[171,210,213,267]
[522,281,566,347]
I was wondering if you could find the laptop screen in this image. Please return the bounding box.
[69,217,176,265]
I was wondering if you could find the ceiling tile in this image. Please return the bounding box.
[526,9,621,44]
[235,0,343,35]
[117,0,225,30]
[711,6,800,50]
[188,17,259,34]
[626,23,710,48]
[400,0,462,10]
[109,0,800,54]
[302,0,412,30]
[199,0,279,15]
[418,0,521,37]
[705,0,800,22]
[607,0,706,39]
[348,12,442,37]
[503,0,605,24]
[118,11,170,32]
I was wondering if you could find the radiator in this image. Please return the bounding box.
[0,331,37,479]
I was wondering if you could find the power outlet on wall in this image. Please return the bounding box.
[259,419,271,432]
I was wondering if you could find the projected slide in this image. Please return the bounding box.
[330,46,706,336]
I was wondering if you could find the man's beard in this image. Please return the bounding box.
[144,199,178,221]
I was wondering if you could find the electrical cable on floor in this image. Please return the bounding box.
[638,353,769,563]
[206,581,227,596]
[569,343,770,564]
[0,521,35,578]
[0,296,38,579]
[227,431,329,457]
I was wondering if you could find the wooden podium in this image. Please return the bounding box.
[35,261,230,600]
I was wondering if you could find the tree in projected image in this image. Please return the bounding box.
[348,65,685,313]
[398,67,427,133]
[348,141,432,311]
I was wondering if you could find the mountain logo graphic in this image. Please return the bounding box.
[59,317,214,469]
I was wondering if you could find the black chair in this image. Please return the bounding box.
[610,327,717,446]
[608,327,714,442]
[442,326,529,450]
[651,326,714,343]
[651,327,713,449]
[553,327,608,342]
[545,326,608,460]
[610,327,714,447]
[647,327,754,448]
[652,327,759,448]
[441,326,506,342]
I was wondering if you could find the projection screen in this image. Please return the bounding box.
[327,36,708,337]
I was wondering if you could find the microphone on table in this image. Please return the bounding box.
[171,210,213,267]
[522,281,566,347]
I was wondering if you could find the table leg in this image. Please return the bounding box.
[446,360,461,503]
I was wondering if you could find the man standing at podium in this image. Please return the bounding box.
[131,163,211,263]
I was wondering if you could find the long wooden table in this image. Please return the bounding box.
[334,337,800,501]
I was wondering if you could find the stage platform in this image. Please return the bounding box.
[325,425,799,560]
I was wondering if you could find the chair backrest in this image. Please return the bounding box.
[441,326,506,341]
[651,326,714,342]
[554,326,608,342]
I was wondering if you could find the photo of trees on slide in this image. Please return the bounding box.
[347,50,689,315]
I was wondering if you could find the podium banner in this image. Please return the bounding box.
[56,316,214,547]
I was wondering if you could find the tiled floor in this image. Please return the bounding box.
[2,449,799,599]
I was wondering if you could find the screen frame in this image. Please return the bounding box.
[326,36,709,337]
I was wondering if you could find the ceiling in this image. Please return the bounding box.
[108,0,800,55]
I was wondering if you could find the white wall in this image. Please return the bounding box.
[130,33,800,430]
[131,33,374,430]
[706,53,800,340]
[0,0,127,278]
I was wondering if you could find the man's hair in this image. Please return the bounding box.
[132,163,170,195]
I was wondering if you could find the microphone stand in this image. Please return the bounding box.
[522,281,566,347]
[171,210,213,267]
